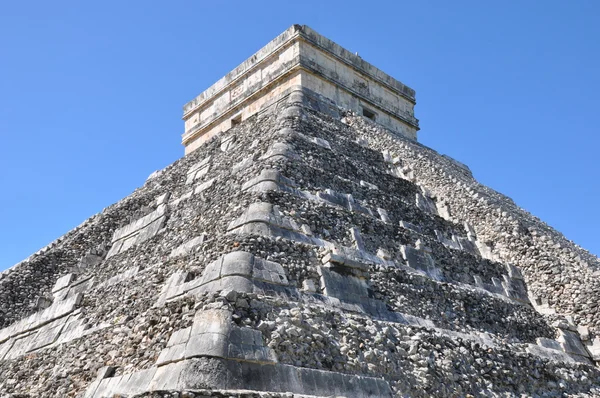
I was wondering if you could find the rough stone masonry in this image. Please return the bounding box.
[1,24,600,397]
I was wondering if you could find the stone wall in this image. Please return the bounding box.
[0,88,599,397]
[182,25,418,154]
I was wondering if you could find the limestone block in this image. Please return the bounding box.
[350,227,365,251]
[312,137,331,150]
[107,204,168,258]
[434,230,460,250]
[4,333,34,360]
[156,343,187,366]
[186,156,212,185]
[578,325,590,341]
[0,339,14,360]
[260,142,300,161]
[167,327,191,348]
[52,273,74,294]
[155,192,171,206]
[220,251,255,278]
[185,332,229,359]
[227,202,300,234]
[455,236,480,255]
[505,263,524,279]
[194,177,215,194]
[502,275,529,303]
[156,271,190,305]
[170,190,193,207]
[115,367,156,396]
[160,252,292,305]
[253,257,289,285]
[220,135,236,152]
[537,337,562,351]
[399,220,422,234]
[416,193,438,215]
[347,194,373,216]
[318,267,369,304]
[0,293,82,343]
[558,329,590,358]
[377,208,390,223]
[242,168,296,192]
[400,245,441,280]
[322,246,370,272]
[586,338,600,361]
[25,318,65,352]
[437,201,452,220]
[317,189,349,208]
[191,309,232,336]
[35,296,52,311]
[232,156,253,174]
[169,235,206,258]
[382,149,393,163]
[526,344,577,363]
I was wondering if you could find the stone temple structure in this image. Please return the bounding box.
[1,25,600,397]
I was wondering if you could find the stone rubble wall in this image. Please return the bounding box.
[0,88,599,397]
[341,112,600,356]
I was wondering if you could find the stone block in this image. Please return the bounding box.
[169,235,206,258]
[526,344,576,363]
[319,267,369,303]
[148,361,185,391]
[185,332,229,359]
[456,236,479,255]
[156,343,187,366]
[168,327,192,347]
[52,273,74,293]
[26,319,65,352]
[416,193,437,215]
[232,157,253,174]
[586,338,600,361]
[91,374,125,398]
[220,135,236,152]
[377,208,390,223]
[107,205,168,258]
[0,339,14,360]
[118,367,156,396]
[312,137,331,150]
[558,329,590,358]
[253,257,288,285]
[156,192,171,206]
[259,142,300,161]
[399,220,422,234]
[186,156,212,184]
[350,227,365,251]
[505,263,524,279]
[537,337,562,351]
[220,251,254,277]
[191,309,232,336]
[194,177,215,194]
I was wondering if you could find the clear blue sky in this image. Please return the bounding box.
[1,1,599,270]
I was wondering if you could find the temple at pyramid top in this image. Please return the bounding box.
[182,24,419,154]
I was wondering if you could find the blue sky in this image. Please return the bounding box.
[1,1,598,270]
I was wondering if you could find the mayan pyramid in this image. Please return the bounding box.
[1,24,600,398]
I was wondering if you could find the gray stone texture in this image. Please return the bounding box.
[1,78,600,397]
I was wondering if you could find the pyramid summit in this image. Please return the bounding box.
[1,25,600,397]
[181,25,418,154]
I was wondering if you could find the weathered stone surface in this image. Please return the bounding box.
[2,26,600,398]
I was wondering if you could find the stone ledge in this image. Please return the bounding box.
[84,357,392,398]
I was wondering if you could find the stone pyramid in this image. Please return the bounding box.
[1,25,600,398]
